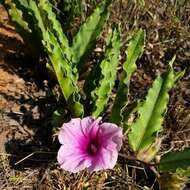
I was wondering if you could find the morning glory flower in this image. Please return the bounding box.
[57,116,123,173]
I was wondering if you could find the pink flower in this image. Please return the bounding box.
[57,117,123,173]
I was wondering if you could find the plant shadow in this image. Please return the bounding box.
[0,31,63,170]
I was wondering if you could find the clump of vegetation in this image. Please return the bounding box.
[1,0,190,189]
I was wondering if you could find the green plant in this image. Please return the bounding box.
[5,0,190,189]
[158,149,190,190]
[128,57,183,155]
[71,0,111,71]
[91,28,121,117]
[110,29,145,125]
[5,0,111,117]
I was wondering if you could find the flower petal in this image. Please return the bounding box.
[80,116,94,136]
[99,123,123,151]
[58,118,86,146]
[88,147,118,172]
[57,145,92,173]
[81,117,102,139]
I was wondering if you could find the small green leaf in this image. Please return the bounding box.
[159,149,190,172]
[128,57,184,152]
[91,28,121,117]
[5,0,31,32]
[47,31,84,116]
[138,0,145,7]
[5,0,45,57]
[71,0,112,71]
[51,110,62,129]
[38,0,72,59]
[110,29,145,125]
[28,0,47,40]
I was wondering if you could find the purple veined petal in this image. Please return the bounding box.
[102,140,118,152]
[98,122,123,151]
[81,117,102,138]
[88,147,118,172]
[57,145,92,173]
[80,116,94,134]
[58,118,86,146]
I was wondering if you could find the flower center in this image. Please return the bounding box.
[87,139,99,156]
